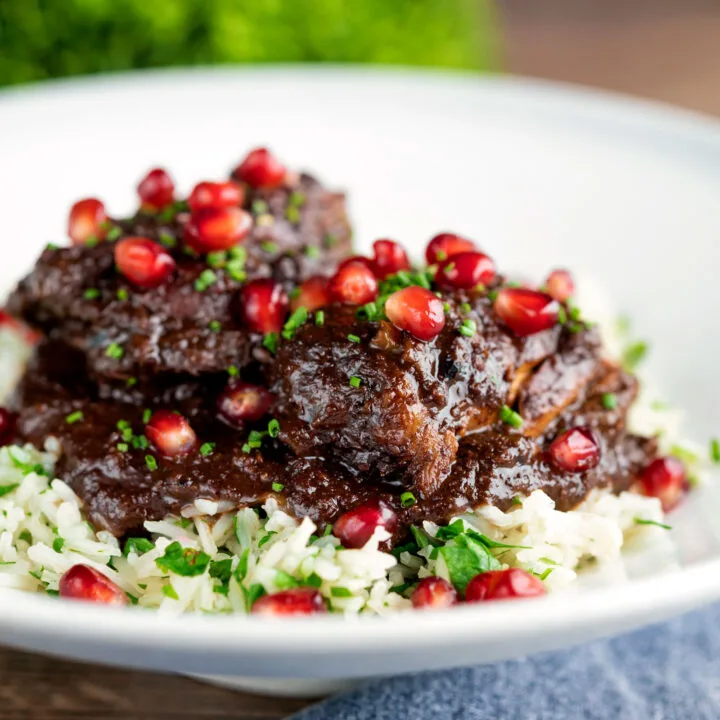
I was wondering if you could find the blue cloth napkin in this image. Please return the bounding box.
[292,604,720,720]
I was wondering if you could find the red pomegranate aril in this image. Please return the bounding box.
[59,564,127,606]
[333,501,399,549]
[425,232,477,265]
[549,427,601,473]
[137,168,175,210]
[639,456,689,512]
[328,261,378,306]
[251,588,327,616]
[68,198,108,245]
[145,410,197,458]
[465,568,547,602]
[234,147,287,189]
[0,408,16,447]
[494,288,559,336]
[435,251,496,290]
[189,206,253,252]
[290,276,330,312]
[238,279,289,334]
[217,381,272,428]
[372,239,410,279]
[411,577,458,609]
[546,269,575,303]
[188,180,244,213]
[114,237,176,289]
[385,286,446,342]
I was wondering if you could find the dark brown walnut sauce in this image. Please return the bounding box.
[7,178,656,543]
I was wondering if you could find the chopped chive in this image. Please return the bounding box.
[117,288,129,301]
[208,320,222,332]
[602,393,618,410]
[443,302,451,314]
[315,310,325,327]
[227,261,247,283]
[458,318,477,338]
[634,518,672,530]
[271,482,285,493]
[142,409,152,424]
[158,232,177,249]
[289,191,306,207]
[349,376,362,388]
[323,523,334,537]
[83,288,100,300]
[263,332,279,354]
[122,427,133,442]
[251,199,269,215]
[228,365,239,377]
[538,568,553,581]
[557,306,567,325]
[145,455,158,471]
[85,236,99,247]
[459,302,471,315]
[282,307,309,339]
[623,341,648,371]
[324,233,338,248]
[52,537,65,553]
[304,246,320,259]
[105,343,124,360]
[331,587,353,598]
[200,442,216,457]
[206,251,227,268]
[347,334,360,344]
[194,269,218,292]
[400,491,417,508]
[65,411,84,425]
[116,443,129,452]
[117,420,131,430]
[106,226,122,241]
[511,496,523,506]
[711,438,720,464]
[126,376,137,387]
[500,404,523,429]
[487,289,499,302]
[289,287,301,299]
[242,443,252,454]
[267,419,280,438]
[285,206,301,224]
[260,241,278,254]
[162,584,180,600]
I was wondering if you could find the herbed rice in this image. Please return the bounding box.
[0,289,703,614]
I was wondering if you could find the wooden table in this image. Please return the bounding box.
[4,3,719,718]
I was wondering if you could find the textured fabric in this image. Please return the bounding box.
[292,604,720,720]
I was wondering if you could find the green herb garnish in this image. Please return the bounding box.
[194,269,218,292]
[105,343,124,360]
[260,240,278,254]
[500,405,523,429]
[282,307,308,340]
[634,518,672,530]
[330,587,353,598]
[602,393,618,410]
[304,246,320,259]
[251,199,269,215]
[228,365,239,377]
[156,541,211,577]
[711,438,720,464]
[347,333,360,344]
[52,537,65,553]
[142,409,152,424]
[271,482,285,493]
[83,288,100,300]
[268,419,280,438]
[158,232,177,249]
[116,443,129,453]
[622,341,648,371]
[65,411,84,425]
[117,288,129,301]
[315,310,325,327]
[263,332,279,354]
[162,584,180,600]
[200,442,216,457]
[208,320,222,332]
[145,455,158,471]
[349,376,362,388]
[458,318,477,338]
[400,491,417,508]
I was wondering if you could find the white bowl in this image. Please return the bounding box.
[1,67,720,696]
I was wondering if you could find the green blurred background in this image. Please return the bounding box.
[0,0,498,87]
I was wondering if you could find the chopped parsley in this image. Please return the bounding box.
[268,419,280,438]
[349,376,362,388]
[83,288,100,300]
[200,442,216,457]
[208,320,222,332]
[0,484,18,498]
[500,405,523,429]
[622,341,648,371]
[260,240,278,254]
[145,455,158,471]
[263,332,279,354]
[105,343,124,360]
[712,438,720,464]
[458,318,477,338]
[634,518,672,530]
[315,310,325,327]
[156,541,211,577]
[330,587,353,598]
[282,307,308,340]
[194,269,218,292]
[52,537,65,553]
[400,491,417,508]
[65,411,84,425]
[347,333,360,344]
[162,584,180,600]
[602,393,618,410]
[117,288,129,301]
[272,482,285,493]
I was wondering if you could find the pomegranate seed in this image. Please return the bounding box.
[68,198,108,245]
[333,501,398,549]
[59,564,127,606]
[337,255,375,273]
[546,269,575,303]
[494,288,559,336]
[145,410,197,458]
[548,427,601,473]
[217,381,272,428]
[0,408,16,447]
[425,232,476,265]
[639,457,689,512]
[234,147,287,189]
[290,276,330,312]
[188,181,244,213]
[137,168,175,210]
[238,279,289,334]
[251,588,327,616]
[385,286,446,341]
[114,237,176,289]
[411,577,458,609]
[466,568,547,602]
[372,239,410,279]
[328,261,378,306]
[435,251,496,290]
[186,206,253,253]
